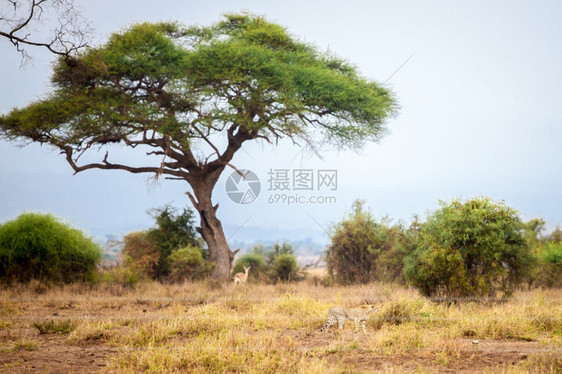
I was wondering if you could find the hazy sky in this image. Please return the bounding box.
[1,0,561,243]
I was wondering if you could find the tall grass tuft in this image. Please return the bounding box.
[33,319,76,335]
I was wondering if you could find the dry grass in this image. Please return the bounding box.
[0,280,560,373]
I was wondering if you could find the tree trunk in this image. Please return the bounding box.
[187,180,238,283]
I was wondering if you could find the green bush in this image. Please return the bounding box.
[404,197,532,298]
[373,222,417,284]
[325,201,379,284]
[122,231,159,278]
[146,206,200,277]
[522,221,562,289]
[122,206,203,281]
[0,213,101,284]
[265,242,294,266]
[534,242,562,288]
[269,253,300,283]
[542,242,562,264]
[326,200,410,284]
[168,245,213,282]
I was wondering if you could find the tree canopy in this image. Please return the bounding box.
[1,14,395,166]
[0,13,397,282]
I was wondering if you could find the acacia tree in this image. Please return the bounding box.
[0,14,396,282]
[0,0,90,60]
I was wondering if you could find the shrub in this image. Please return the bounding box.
[0,213,101,284]
[542,241,562,263]
[122,206,203,281]
[269,253,300,283]
[523,221,562,289]
[326,200,409,284]
[325,201,379,284]
[404,197,532,298]
[122,231,159,278]
[535,242,562,288]
[168,245,213,282]
[265,242,294,266]
[146,205,200,277]
[373,222,417,284]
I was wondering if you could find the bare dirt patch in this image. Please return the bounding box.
[289,330,555,373]
[0,334,118,373]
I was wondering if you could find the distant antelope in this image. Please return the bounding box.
[233,266,251,286]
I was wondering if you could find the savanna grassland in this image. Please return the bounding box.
[1,279,561,373]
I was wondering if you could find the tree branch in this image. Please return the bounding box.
[61,146,189,179]
[185,191,199,210]
[1,0,91,62]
